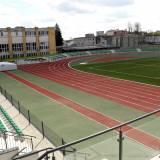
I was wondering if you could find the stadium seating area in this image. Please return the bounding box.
[0,100,34,159]
[0,106,22,135]
[0,119,7,133]
[45,48,141,61]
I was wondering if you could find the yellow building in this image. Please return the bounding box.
[0,27,56,59]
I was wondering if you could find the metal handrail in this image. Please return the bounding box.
[12,147,53,160]
[38,107,160,160]
[11,147,27,159]
[4,130,36,139]
[13,107,160,160]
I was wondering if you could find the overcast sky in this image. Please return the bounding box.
[0,0,160,39]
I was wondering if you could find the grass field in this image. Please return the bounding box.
[1,55,160,159]
[72,57,160,86]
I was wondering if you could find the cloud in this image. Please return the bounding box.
[75,0,134,7]
[57,1,93,14]
[110,10,133,19]
[38,18,55,23]
[99,18,117,23]
[0,0,160,40]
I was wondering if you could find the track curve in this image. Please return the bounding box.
[18,55,160,113]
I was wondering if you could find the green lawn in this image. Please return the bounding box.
[72,57,160,86]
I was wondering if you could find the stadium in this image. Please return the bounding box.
[1,46,160,160]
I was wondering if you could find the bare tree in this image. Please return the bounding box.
[134,22,141,34]
[128,22,133,33]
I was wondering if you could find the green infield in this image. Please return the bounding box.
[72,57,160,86]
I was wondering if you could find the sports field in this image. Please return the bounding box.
[73,57,160,86]
[1,52,160,159]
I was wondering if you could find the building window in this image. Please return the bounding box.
[11,31,22,36]
[0,44,9,52]
[39,31,48,36]
[25,31,36,36]
[40,42,48,50]
[0,32,3,36]
[26,42,36,51]
[12,43,23,51]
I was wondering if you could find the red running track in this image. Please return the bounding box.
[18,56,160,114]
[4,71,160,150]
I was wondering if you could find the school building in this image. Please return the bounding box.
[0,27,56,59]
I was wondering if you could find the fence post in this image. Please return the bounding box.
[18,101,20,114]
[41,121,44,138]
[4,90,7,99]
[11,95,13,106]
[62,138,66,156]
[118,128,124,160]
[3,132,8,149]
[31,137,34,151]
[28,110,31,124]
[52,153,56,160]
[45,149,49,160]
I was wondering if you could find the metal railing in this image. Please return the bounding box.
[0,86,75,153]
[8,106,160,160]
[1,84,160,159]
[37,107,160,160]
[0,130,35,153]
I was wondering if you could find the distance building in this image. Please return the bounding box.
[0,27,56,59]
[145,35,160,44]
[96,31,104,36]
[96,30,139,48]
[65,30,140,50]
[73,34,96,48]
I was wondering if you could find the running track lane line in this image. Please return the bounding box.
[4,71,160,150]
[19,61,160,111]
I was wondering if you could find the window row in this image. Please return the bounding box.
[39,31,48,36]
[40,42,49,49]
[0,54,10,59]
[0,32,8,37]
[0,44,9,52]
[0,31,48,37]
[11,32,22,36]
[0,42,49,52]
[25,31,36,36]
[12,43,23,51]
[26,42,36,50]
[0,30,49,37]
[25,31,48,36]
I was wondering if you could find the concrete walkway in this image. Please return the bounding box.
[0,93,63,159]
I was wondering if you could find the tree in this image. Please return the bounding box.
[55,23,63,46]
[134,22,141,34]
[127,22,133,33]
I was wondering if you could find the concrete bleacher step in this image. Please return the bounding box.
[0,147,19,160]
[0,148,38,160]
[150,154,160,160]
[14,152,38,160]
